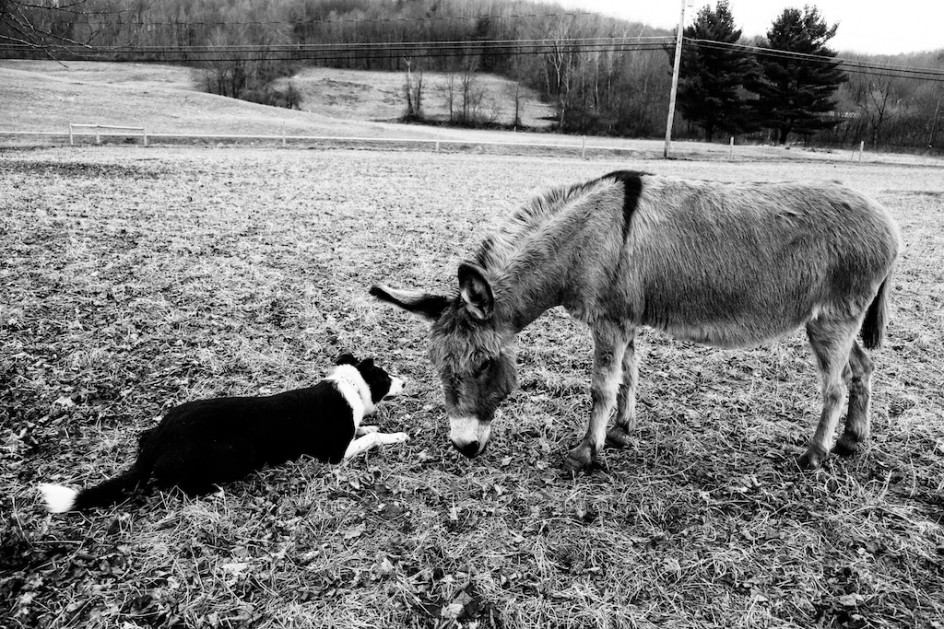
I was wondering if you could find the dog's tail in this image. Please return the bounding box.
[39,466,146,513]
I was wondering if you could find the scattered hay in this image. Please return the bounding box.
[1,146,942,628]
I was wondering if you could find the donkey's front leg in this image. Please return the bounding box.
[566,322,628,472]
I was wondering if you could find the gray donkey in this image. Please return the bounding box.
[371,171,901,472]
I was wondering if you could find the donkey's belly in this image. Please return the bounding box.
[641,292,816,349]
[657,316,806,349]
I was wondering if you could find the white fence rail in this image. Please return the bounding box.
[69,123,147,146]
[59,126,629,158]
[2,128,922,167]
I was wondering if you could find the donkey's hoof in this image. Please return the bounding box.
[605,426,634,449]
[564,445,594,474]
[832,435,862,457]
[797,447,827,471]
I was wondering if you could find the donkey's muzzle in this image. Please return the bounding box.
[453,440,481,458]
[448,415,491,459]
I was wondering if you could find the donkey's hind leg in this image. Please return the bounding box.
[799,318,858,470]
[606,333,638,448]
[834,341,874,457]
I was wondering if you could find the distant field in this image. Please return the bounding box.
[1,146,942,628]
[0,60,550,139]
[4,60,943,171]
[283,67,553,129]
[0,60,445,139]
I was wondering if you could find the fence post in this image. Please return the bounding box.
[729,136,734,159]
[858,140,864,162]
[582,136,586,160]
[95,125,101,145]
[69,123,74,146]
[143,127,148,147]
[435,140,440,153]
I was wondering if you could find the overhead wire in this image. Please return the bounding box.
[685,38,944,81]
[2,19,942,83]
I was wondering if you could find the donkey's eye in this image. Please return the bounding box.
[472,359,492,377]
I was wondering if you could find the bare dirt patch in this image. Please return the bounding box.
[1,147,942,628]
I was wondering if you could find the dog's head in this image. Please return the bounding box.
[335,353,405,404]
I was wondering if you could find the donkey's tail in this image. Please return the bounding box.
[861,276,891,350]
[39,466,146,513]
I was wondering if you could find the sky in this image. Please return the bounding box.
[558,0,943,56]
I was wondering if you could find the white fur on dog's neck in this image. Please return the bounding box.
[327,364,375,429]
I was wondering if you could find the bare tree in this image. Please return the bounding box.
[509,80,522,129]
[402,58,424,121]
[0,0,116,55]
[441,73,458,122]
[850,72,902,148]
[541,17,577,129]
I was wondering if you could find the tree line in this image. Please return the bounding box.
[675,1,943,150]
[2,0,941,150]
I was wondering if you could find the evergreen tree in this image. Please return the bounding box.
[676,1,756,141]
[749,6,847,144]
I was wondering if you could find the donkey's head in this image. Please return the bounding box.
[370,262,517,458]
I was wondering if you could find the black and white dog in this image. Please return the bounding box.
[39,353,407,513]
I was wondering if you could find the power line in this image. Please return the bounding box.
[0,36,673,51]
[686,38,944,81]
[3,31,941,83]
[0,36,677,62]
[0,40,673,64]
[50,10,606,27]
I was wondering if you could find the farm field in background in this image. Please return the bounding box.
[0,60,551,141]
[4,59,942,171]
[281,67,553,129]
[1,146,943,628]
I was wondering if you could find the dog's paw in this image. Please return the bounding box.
[356,425,380,437]
[379,432,409,445]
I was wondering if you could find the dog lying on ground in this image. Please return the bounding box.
[39,353,407,513]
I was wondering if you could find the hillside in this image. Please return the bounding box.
[283,67,553,129]
[0,60,550,138]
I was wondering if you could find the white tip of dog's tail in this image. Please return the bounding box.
[38,483,78,513]
[387,377,405,397]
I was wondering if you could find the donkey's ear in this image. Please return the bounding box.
[457,262,494,321]
[369,284,450,323]
[335,352,358,366]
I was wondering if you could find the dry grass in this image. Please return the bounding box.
[282,67,553,129]
[1,146,943,628]
[5,60,943,172]
[0,61,440,139]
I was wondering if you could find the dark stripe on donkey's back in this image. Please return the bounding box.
[602,171,647,242]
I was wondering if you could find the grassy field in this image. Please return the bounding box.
[281,67,553,129]
[8,59,944,171]
[0,60,441,139]
[0,60,551,140]
[1,146,943,628]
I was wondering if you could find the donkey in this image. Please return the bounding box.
[370,171,901,472]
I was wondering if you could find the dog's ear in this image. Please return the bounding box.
[358,358,376,370]
[335,353,358,366]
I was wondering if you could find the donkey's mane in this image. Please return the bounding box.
[473,177,608,273]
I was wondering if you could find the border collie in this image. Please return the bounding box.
[38,353,407,513]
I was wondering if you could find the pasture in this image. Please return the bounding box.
[1,146,942,628]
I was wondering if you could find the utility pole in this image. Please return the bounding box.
[664,0,688,159]
[928,96,941,148]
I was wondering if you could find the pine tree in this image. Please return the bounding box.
[676,1,756,141]
[749,6,847,144]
